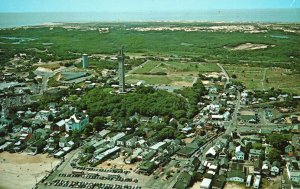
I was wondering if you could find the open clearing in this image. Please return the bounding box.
[127,61,221,87]
[0,152,60,189]
[223,64,300,94]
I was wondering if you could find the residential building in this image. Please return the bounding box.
[287,161,300,183]
[173,171,192,189]
[35,110,50,122]
[254,160,263,175]
[271,161,281,176]
[235,146,245,160]
[249,149,262,160]
[65,114,89,132]
[285,145,294,155]
[262,160,270,175]
[226,170,245,183]
[211,175,226,189]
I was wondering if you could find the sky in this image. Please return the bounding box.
[0,0,299,13]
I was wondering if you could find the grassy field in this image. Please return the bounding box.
[127,61,220,86]
[223,64,266,90]
[132,61,162,74]
[264,67,300,94]
[223,64,300,94]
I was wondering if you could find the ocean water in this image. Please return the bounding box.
[0,9,299,28]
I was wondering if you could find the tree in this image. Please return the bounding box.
[173,110,186,120]
[179,118,188,125]
[268,149,282,163]
[34,140,47,153]
[71,130,82,145]
[136,85,155,94]
[48,114,54,122]
[93,116,107,131]
[85,145,96,154]
[157,127,175,141]
[266,134,290,152]
[245,142,252,153]
[199,130,206,136]
[252,143,263,150]
[84,123,93,136]
[232,74,237,79]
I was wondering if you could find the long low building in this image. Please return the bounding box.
[149,141,167,151]
[0,142,12,152]
[95,146,121,162]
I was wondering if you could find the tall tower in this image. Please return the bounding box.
[117,47,125,93]
[1,103,6,118]
[82,54,89,69]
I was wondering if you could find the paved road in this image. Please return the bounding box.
[217,63,230,88]
[125,60,150,77]
[226,90,241,135]
[197,90,241,162]
[39,67,67,94]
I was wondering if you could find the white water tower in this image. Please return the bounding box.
[82,54,88,69]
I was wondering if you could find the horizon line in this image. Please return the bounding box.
[1,8,300,14]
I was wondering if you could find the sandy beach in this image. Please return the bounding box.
[0,152,60,189]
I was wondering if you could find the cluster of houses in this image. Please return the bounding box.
[0,100,90,157]
[170,83,300,188]
[170,133,286,189]
[1,60,300,189]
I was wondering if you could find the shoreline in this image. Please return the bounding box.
[1,9,300,29]
[0,20,300,30]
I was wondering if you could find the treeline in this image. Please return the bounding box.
[175,79,207,118]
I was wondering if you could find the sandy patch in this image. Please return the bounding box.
[172,81,193,87]
[35,66,53,73]
[204,72,225,78]
[191,181,201,189]
[202,80,211,85]
[227,43,275,51]
[183,137,194,144]
[0,152,60,189]
[224,183,245,189]
[128,25,267,33]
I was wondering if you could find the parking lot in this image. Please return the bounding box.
[43,179,142,189]
[37,149,149,189]
[58,172,138,183]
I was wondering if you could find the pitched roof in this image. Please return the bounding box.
[212,175,226,188]
[227,170,245,179]
[173,171,192,189]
